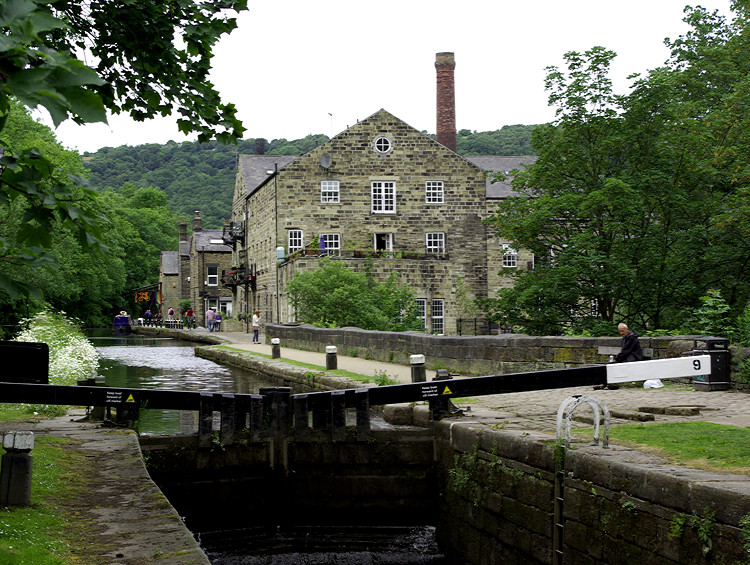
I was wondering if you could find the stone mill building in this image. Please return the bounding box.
[222,53,535,334]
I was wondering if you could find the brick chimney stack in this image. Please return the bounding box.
[179,219,187,242]
[435,52,457,152]
[192,211,202,233]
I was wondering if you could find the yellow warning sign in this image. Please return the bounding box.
[126,394,136,403]
[442,386,452,395]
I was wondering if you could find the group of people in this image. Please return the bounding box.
[205,308,223,332]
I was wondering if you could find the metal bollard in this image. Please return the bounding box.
[0,431,33,506]
[326,346,338,370]
[410,354,426,383]
[271,338,280,359]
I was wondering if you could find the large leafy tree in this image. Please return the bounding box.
[485,2,750,335]
[0,102,179,326]
[286,259,423,332]
[0,0,247,298]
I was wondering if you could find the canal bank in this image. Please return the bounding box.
[0,409,209,564]
[4,328,750,563]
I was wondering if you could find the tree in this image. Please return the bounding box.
[486,4,750,335]
[286,259,422,331]
[0,0,247,298]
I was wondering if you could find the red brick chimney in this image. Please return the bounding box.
[435,52,457,152]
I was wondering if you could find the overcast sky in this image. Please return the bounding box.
[49,0,733,153]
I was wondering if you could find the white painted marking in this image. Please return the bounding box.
[606,355,711,384]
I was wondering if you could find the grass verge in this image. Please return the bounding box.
[575,421,750,473]
[214,345,395,384]
[0,435,87,564]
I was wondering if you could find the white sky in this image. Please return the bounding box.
[50,0,733,153]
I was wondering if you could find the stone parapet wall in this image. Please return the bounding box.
[435,421,750,564]
[267,324,705,376]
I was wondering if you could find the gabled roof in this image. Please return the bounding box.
[466,156,537,199]
[160,251,179,275]
[192,230,231,253]
[236,110,536,201]
[238,155,298,197]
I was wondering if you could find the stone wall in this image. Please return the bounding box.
[267,324,705,376]
[434,421,750,564]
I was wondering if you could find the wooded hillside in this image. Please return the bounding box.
[83,125,538,229]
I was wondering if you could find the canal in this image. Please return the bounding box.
[90,330,297,435]
[88,331,445,564]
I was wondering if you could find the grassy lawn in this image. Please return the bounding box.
[0,434,87,564]
[576,421,750,474]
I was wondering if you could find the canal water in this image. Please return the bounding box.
[88,331,445,564]
[90,331,281,435]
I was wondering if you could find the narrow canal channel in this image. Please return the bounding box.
[88,331,445,564]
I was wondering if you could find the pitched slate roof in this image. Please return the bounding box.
[238,155,299,197]
[160,251,179,275]
[465,156,537,199]
[193,230,231,253]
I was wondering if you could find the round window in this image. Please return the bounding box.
[373,136,392,154]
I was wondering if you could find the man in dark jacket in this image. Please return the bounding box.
[615,323,643,363]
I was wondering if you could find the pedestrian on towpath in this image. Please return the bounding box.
[252,310,261,343]
[214,311,222,332]
[206,308,216,332]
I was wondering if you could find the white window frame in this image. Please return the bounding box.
[425,181,444,204]
[374,233,393,253]
[207,265,218,286]
[426,232,445,254]
[320,233,341,256]
[502,244,518,268]
[371,181,396,214]
[288,230,303,253]
[415,298,427,330]
[432,299,444,335]
[321,180,340,203]
[374,136,392,154]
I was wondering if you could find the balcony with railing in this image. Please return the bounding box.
[283,244,449,263]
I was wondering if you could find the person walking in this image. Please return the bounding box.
[214,311,222,332]
[252,310,261,343]
[206,308,216,332]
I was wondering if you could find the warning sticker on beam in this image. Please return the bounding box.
[418,384,455,398]
[105,391,123,404]
[105,391,136,404]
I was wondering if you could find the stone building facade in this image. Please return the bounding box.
[157,212,233,327]
[224,109,532,334]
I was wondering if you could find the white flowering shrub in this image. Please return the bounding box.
[13,310,99,415]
